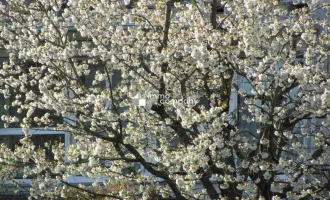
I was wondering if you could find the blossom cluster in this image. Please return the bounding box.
[0,0,329,199]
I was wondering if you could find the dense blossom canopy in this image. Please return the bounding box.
[0,0,330,199]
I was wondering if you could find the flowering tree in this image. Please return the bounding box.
[0,0,330,199]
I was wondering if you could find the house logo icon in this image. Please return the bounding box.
[131,93,147,107]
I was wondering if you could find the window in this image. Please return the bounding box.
[0,128,70,150]
[0,57,125,187]
[0,59,70,182]
[326,55,330,72]
[282,0,308,11]
[0,128,69,198]
[0,128,70,178]
[236,75,259,134]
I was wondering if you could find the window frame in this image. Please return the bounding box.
[0,128,70,148]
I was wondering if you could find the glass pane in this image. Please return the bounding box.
[0,134,64,158]
[112,69,122,87]
[0,61,63,128]
[0,134,65,179]
[84,65,106,89]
